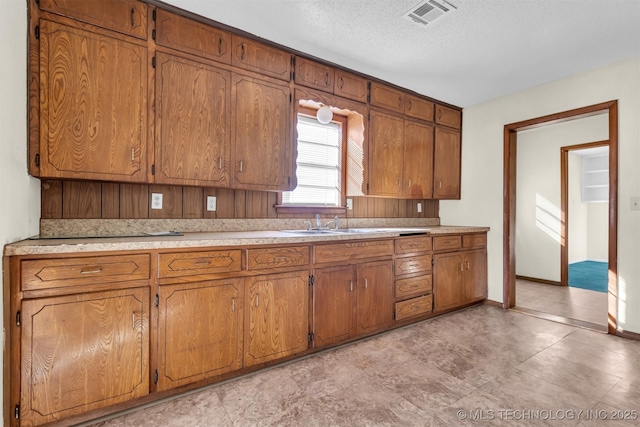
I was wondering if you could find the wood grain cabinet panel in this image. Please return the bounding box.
[463,249,487,302]
[395,295,432,321]
[231,35,292,81]
[405,95,434,122]
[394,254,432,277]
[39,20,148,182]
[403,120,434,198]
[247,246,310,270]
[158,250,242,279]
[368,110,404,197]
[155,52,231,186]
[369,82,404,114]
[244,270,309,366]
[294,57,334,92]
[433,126,461,199]
[20,288,149,426]
[312,265,357,348]
[435,104,462,129]
[39,0,148,39]
[21,254,150,291]
[157,278,243,391]
[357,260,394,334]
[314,239,394,264]
[333,70,368,103]
[433,235,462,252]
[231,74,293,191]
[463,233,487,249]
[395,236,432,255]
[433,252,464,311]
[155,9,231,63]
[395,275,432,299]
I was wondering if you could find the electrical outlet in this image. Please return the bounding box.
[151,193,163,210]
[346,198,353,210]
[631,197,640,211]
[417,202,422,213]
[207,196,217,212]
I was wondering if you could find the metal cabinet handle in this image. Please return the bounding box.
[364,278,368,289]
[231,298,235,312]
[466,261,470,270]
[408,179,412,187]
[218,157,223,170]
[255,294,259,307]
[241,44,245,61]
[338,77,344,89]
[349,280,353,292]
[131,147,135,161]
[398,96,402,107]
[239,160,244,172]
[459,263,464,272]
[325,72,329,86]
[80,268,102,274]
[130,8,135,27]
[396,177,401,186]
[218,37,223,55]
[439,181,442,189]
[407,99,412,111]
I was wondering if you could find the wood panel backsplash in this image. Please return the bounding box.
[41,180,439,220]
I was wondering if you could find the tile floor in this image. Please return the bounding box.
[516,279,607,327]
[89,305,640,427]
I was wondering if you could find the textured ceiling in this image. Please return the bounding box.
[162,0,640,107]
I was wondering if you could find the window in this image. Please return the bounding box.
[280,108,347,209]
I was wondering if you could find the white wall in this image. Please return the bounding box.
[587,203,609,262]
[514,116,607,281]
[568,152,588,264]
[1,0,41,423]
[440,56,640,333]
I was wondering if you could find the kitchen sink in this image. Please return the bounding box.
[279,229,336,235]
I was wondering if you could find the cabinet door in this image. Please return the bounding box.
[155,52,231,186]
[20,288,149,426]
[231,35,292,81]
[39,20,147,182]
[463,249,487,303]
[313,265,357,348]
[435,104,462,129]
[357,260,394,334]
[334,70,368,103]
[245,271,309,366]
[369,82,404,114]
[368,111,403,197]
[433,127,461,199]
[433,253,464,311]
[295,57,334,92]
[403,120,434,198]
[405,95,434,122]
[157,279,243,391]
[231,74,293,191]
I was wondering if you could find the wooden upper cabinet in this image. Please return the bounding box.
[20,288,149,426]
[231,74,293,191]
[403,120,434,198]
[369,82,404,114]
[38,19,148,182]
[39,0,148,39]
[334,70,368,103]
[433,127,461,199]
[155,52,231,187]
[368,110,404,197]
[155,9,231,64]
[294,57,334,92]
[435,104,462,129]
[231,35,292,81]
[405,94,434,122]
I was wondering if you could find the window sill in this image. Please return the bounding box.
[274,205,347,215]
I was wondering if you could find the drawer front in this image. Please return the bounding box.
[394,254,432,276]
[22,254,150,291]
[295,57,334,91]
[405,95,434,122]
[247,246,310,270]
[314,239,394,264]
[395,295,433,321]
[159,250,242,278]
[39,0,148,39]
[435,105,462,129]
[231,35,291,81]
[433,235,462,252]
[334,70,368,103]
[395,236,432,255]
[463,233,487,249]
[369,82,404,114]
[395,275,432,299]
[156,9,231,64]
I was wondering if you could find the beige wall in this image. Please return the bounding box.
[441,56,640,333]
[587,202,609,262]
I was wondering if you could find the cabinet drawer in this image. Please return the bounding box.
[159,250,242,278]
[394,254,432,276]
[247,246,310,270]
[370,82,404,114]
[334,70,368,103]
[155,9,231,64]
[295,57,334,91]
[395,236,432,255]
[314,239,394,264]
[395,295,432,321]
[21,254,150,291]
[231,35,291,81]
[435,105,462,129]
[39,0,148,39]
[463,233,487,249]
[405,95,434,122]
[395,275,432,299]
[433,235,462,252]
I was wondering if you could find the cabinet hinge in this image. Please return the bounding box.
[152,57,156,68]
[289,93,292,103]
[153,370,158,384]
[152,29,156,41]
[152,9,156,20]
[14,404,19,420]
[392,311,396,320]
[155,294,159,307]
[366,183,370,192]
[287,176,291,186]
[34,153,40,166]
[15,311,21,326]
[308,275,314,286]
[35,25,39,39]
[151,164,156,175]
[367,82,371,103]
[308,332,314,343]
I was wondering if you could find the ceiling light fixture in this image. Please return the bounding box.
[317,105,333,125]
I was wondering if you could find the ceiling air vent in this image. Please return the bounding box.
[403,0,457,27]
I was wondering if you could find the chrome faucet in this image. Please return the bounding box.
[326,215,339,230]
[315,214,322,229]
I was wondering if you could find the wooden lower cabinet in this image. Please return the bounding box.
[433,248,487,311]
[463,249,488,302]
[20,288,149,426]
[312,265,357,348]
[157,278,243,391]
[244,270,309,366]
[357,260,394,334]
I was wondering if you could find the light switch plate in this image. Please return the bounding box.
[151,193,163,210]
[631,197,640,211]
[417,202,422,213]
[207,196,217,212]
[346,198,353,210]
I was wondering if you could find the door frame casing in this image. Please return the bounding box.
[503,100,618,334]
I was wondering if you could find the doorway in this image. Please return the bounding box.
[503,101,619,334]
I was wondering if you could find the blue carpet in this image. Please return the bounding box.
[569,261,607,292]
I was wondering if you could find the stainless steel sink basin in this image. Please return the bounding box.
[280,229,336,235]
[328,228,382,234]
[280,227,430,236]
